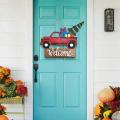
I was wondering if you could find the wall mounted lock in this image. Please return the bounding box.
[104,8,114,32]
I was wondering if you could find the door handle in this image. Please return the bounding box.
[34,64,38,83]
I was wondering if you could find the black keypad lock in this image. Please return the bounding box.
[104,8,114,32]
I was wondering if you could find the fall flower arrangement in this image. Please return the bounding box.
[94,86,120,120]
[0,66,28,98]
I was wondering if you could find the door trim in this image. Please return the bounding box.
[25,0,94,119]
[24,0,33,120]
[87,0,94,119]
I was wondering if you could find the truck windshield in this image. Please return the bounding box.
[52,33,59,38]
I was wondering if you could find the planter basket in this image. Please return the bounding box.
[0,97,23,104]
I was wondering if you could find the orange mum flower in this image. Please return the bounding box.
[5,77,13,86]
[0,87,6,97]
[4,67,11,76]
[16,80,24,87]
[0,73,4,80]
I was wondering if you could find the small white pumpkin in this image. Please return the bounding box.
[112,111,120,120]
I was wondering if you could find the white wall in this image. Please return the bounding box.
[94,0,120,104]
[0,0,33,120]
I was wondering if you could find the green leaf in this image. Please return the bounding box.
[4,82,16,97]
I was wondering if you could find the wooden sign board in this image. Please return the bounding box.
[45,48,76,58]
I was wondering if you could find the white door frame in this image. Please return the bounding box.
[87,0,94,119]
[25,0,94,119]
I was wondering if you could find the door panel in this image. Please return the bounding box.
[39,73,56,107]
[40,6,56,19]
[64,73,80,107]
[34,0,87,119]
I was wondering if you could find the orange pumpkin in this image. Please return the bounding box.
[98,88,115,103]
[0,115,9,120]
[102,118,111,120]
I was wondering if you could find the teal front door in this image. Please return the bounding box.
[33,0,87,119]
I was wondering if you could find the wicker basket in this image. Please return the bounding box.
[0,97,23,104]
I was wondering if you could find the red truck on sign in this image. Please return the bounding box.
[40,32,77,49]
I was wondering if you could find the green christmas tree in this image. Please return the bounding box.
[68,21,84,36]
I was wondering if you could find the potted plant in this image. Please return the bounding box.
[94,86,120,120]
[0,66,28,104]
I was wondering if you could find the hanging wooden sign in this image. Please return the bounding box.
[45,48,76,58]
[40,21,84,58]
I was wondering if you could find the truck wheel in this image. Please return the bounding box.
[68,42,75,48]
[43,42,50,48]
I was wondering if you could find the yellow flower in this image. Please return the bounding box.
[0,68,5,74]
[103,110,112,118]
[94,103,103,116]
